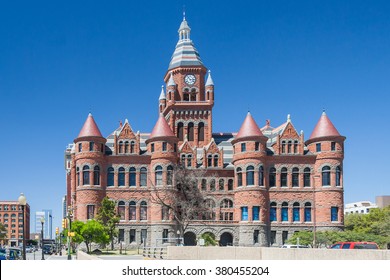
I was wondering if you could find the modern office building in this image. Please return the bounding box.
[65,16,346,247]
[35,210,52,240]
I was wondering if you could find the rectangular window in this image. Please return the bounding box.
[130,229,136,243]
[331,207,339,222]
[270,231,276,245]
[141,229,147,244]
[79,143,82,152]
[162,229,168,243]
[255,142,259,151]
[89,142,94,151]
[241,143,246,152]
[270,207,277,222]
[253,230,259,244]
[162,206,169,220]
[282,231,288,244]
[316,143,321,152]
[241,207,248,221]
[331,142,336,151]
[252,206,260,221]
[162,142,167,151]
[281,208,288,221]
[87,205,95,220]
[151,144,154,153]
[118,229,124,242]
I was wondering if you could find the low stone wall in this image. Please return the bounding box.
[77,250,101,260]
[166,246,390,260]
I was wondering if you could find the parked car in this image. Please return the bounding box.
[42,244,54,255]
[330,242,379,249]
[280,244,309,248]
[0,249,6,260]
[25,246,34,253]
[7,248,22,260]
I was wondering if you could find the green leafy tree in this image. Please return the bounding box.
[81,220,109,253]
[0,223,7,244]
[201,232,218,246]
[96,197,120,250]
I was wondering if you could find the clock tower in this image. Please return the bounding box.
[160,15,214,148]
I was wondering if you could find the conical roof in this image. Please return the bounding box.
[77,113,103,138]
[309,111,341,139]
[235,112,265,140]
[150,114,175,139]
[205,70,214,86]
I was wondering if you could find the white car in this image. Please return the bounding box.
[280,244,309,248]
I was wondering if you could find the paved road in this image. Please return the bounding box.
[26,249,75,260]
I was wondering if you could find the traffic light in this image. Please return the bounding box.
[62,218,67,229]
[55,227,59,235]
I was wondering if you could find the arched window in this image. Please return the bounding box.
[204,199,216,220]
[294,140,298,154]
[140,201,147,220]
[118,201,125,220]
[130,142,135,153]
[269,167,276,187]
[207,154,212,167]
[237,167,243,187]
[213,155,218,167]
[177,122,184,141]
[281,202,288,221]
[270,202,277,221]
[210,179,216,191]
[293,202,300,222]
[190,92,196,101]
[76,167,80,186]
[83,166,90,185]
[281,167,288,187]
[281,141,286,153]
[93,166,100,185]
[287,141,292,153]
[322,166,331,186]
[124,141,129,153]
[246,166,254,185]
[219,179,224,190]
[167,165,173,185]
[201,179,207,191]
[181,154,186,166]
[129,167,136,186]
[107,167,114,186]
[259,166,264,186]
[118,141,123,154]
[187,155,192,168]
[336,166,341,186]
[228,179,233,191]
[292,167,299,187]
[155,166,163,185]
[198,122,204,141]
[304,167,311,187]
[129,201,136,220]
[304,202,312,222]
[140,167,147,187]
[183,93,189,101]
[188,122,194,141]
[118,167,125,186]
[220,199,233,208]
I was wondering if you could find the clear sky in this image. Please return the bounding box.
[0,0,389,231]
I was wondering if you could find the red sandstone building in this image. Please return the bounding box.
[65,17,345,247]
[0,201,30,247]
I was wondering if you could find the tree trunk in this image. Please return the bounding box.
[111,236,114,250]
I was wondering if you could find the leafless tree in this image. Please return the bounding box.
[151,165,213,240]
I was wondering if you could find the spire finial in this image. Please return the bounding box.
[183,5,186,20]
[322,109,326,116]
[287,114,291,122]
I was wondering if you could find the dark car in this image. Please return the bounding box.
[42,245,53,255]
[330,242,379,249]
[0,249,6,260]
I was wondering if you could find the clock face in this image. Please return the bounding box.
[184,74,196,85]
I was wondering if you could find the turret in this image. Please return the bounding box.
[159,85,166,113]
[205,70,214,103]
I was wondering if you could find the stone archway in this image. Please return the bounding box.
[184,231,197,246]
[219,232,233,246]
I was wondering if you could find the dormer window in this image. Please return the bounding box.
[119,141,123,153]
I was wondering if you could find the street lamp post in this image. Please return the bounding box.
[40,217,45,260]
[49,214,52,240]
[176,230,180,246]
[67,207,73,260]
[18,193,27,260]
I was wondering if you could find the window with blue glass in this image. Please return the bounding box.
[270,202,277,221]
[304,202,312,222]
[316,143,321,152]
[269,167,276,187]
[246,166,254,185]
[281,202,288,221]
[107,167,114,186]
[241,143,246,152]
[129,167,136,186]
[322,166,331,186]
[118,167,125,186]
[259,166,264,186]
[293,202,300,222]
[241,207,248,221]
[336,166,341,186]
[237,167,243,187]
[252,206,260,221]
[281,167,288,187]
[331,207,339,221]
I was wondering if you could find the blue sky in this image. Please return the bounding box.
[0,0,389,231]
